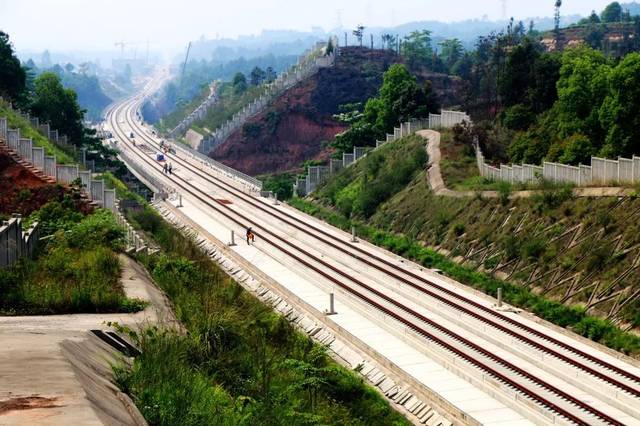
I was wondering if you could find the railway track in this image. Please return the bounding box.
[122,93,640,399]
[108,91,639,425]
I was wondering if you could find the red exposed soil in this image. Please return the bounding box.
[0,396,61,415]
[0,151,91,216]
[209,47,465,176]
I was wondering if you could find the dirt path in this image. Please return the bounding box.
[417,129,633,198]
[0,255,176,426]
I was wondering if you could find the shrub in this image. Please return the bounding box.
[65,209,125,251]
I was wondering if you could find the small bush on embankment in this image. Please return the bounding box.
[0,202,146,315]
[114,205,408,425]
[316,134,427,218]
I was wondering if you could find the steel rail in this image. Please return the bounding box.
[125,95,640,396]
[109,96,622,425]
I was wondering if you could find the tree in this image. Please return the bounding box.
[529,52,561,113]
[364,64,438,135]
[555,47,610,143]
[554,0,563,50]
[232,72,247,94]
[601,2,623,23]
[265,67,277,83]
[30,72,86,144]
[0,31,27,104]
[64,63,74,74]
[381,33,397,51]
[438,39,464,71]
[401,30,433,68]
[599,53,640,157]
[498,37,541,107]
[578,10,601,25]
[352,25,365,47]
[249,66,266,86]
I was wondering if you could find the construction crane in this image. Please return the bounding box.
[179,41,192,89]
[114,41,133,58]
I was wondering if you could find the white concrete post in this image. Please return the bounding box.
[178,194,183,208]
[229,230,236,246]
[326,293,337,315]
[497,288,503,308]
[351,226,357,243]
[273,193,279,205]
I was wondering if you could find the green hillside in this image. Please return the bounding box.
[294,134,640,356]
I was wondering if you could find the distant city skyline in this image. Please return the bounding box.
[0,0,622,52]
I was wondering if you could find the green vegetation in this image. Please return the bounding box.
[31,71,87,144]
[112,202,408,425]
[318,134,427,218]
[0,31,27,106]
[289,133,640,356]
[333,64,438,155]
[0,98,74,163]
[157,82,264,136]
[260,172,295,201]
[289,196,640,356]
[0,202,145,315]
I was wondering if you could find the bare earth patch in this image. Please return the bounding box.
[0,396,61,415]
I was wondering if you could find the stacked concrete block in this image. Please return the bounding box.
[91,180,104,204]
[79,171,92,193]
[44,156,56,178]
[0,217,40,269]
[103,189,116,211]
[0,117,6,140]
[7,129,19,150]
[56,164,79,185]
[18,138,33,161]
[32,147,45,170]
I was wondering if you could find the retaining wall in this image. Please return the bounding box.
[196,37,339,155]
[476,145,640,186]
[0,217,40,269]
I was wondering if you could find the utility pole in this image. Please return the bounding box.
[554,0,563,51]
[344,32,348,47]
[370,33,374,49]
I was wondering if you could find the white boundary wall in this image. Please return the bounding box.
[197,37,339,155]
[476,145,640,186]
[0,217,40,269]
[296,110,470,195]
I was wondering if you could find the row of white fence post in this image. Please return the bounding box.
[196,37,340,155]
[476,145,640,186]
[295,110,470,195]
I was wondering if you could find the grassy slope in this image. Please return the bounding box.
[157,83,264,137]
[107,176,408,425]
[294,134,640,356]
[155,85,209,134]
[0,203,145,315]
[0,99,75,164]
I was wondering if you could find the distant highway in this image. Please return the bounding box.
[105,82,640,426]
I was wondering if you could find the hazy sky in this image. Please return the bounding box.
[0,0,615,52]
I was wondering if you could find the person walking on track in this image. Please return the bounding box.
[246,227,255,245]
[168,163,173,175]
[163,163,168,174]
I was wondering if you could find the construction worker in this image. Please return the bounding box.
[246,227,255,245]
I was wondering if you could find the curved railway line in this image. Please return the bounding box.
[106,88,640,425]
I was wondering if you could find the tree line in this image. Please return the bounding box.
[0,31,119,169]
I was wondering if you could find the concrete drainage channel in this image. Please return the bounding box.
[152,200,457,426]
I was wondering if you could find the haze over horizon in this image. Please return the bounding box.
[0,0,619,54]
